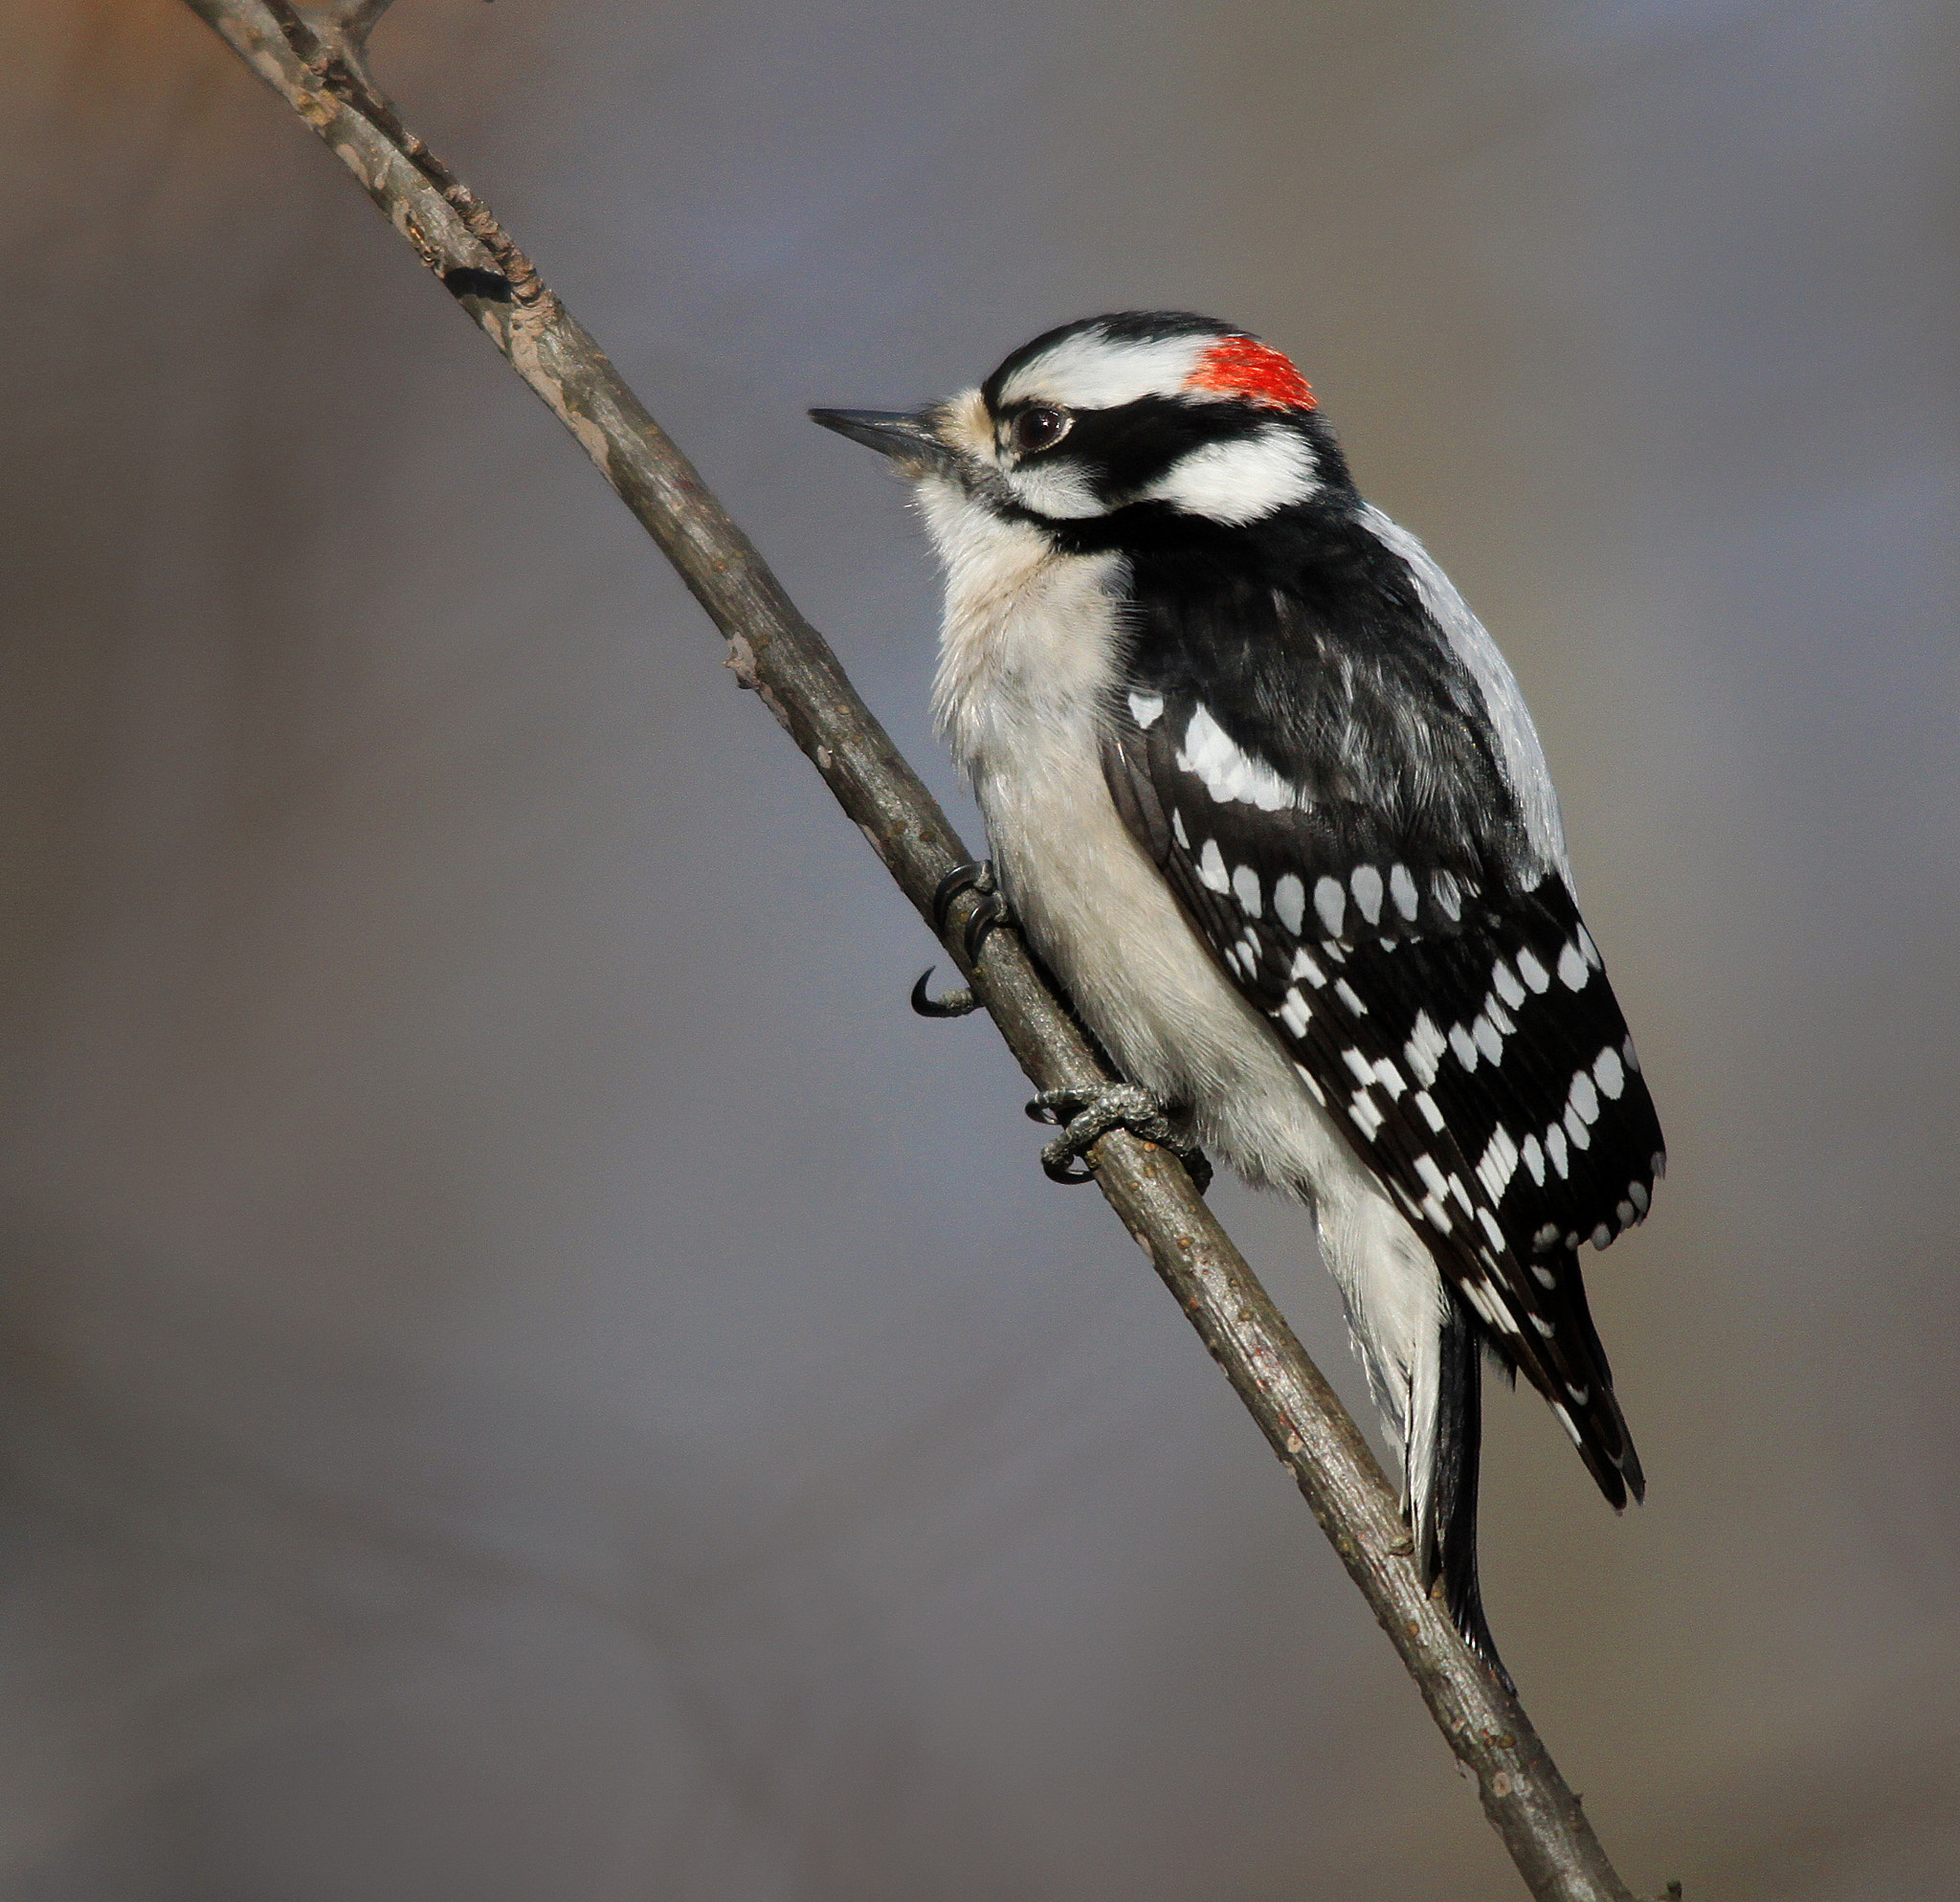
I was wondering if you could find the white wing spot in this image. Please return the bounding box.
[1448,1023,1480,1070]
[1476,1125,1520,1202]
[1479,1206,1508,1253]
[1567,1383,1590,1406]
[1491,958,1526,1009]
[1333,978,1368,1016]
[1348,1092,1385,1139]
[1290,947,1326,987]
[1433,872,1463,921]
[1628,1180,1650,1216]
[1591,1223,1612,1250]
[1652,1150,1667,1178]
[1405,1013,1445,1086]
[1546,1124,1570,1178]
[1278,988,1311,1038]
[1593,1045,1626,1099]
[1350,863,1384,925]
[1616,1200,1636,1226]
[1313,876,1346,934]
[1520,1132,1545,1186]
[1550,1402,1583,1448]
[1624,1036,1643,1075]
[1233,863,1262,917]
[1515,948,1551,993]
[1171,808,1190,849]
[1292,1061,1326,1106]
[1389,862,1419,921]
[1197,838,1231,893]
[1127,690,1164,729]
[1530,1311,1557,1338]
[1413,1089,1445,1131]
[1533,1224,1561,1251]
[1576,923,1602,970]
[1563,1105,1592,1151]
[1531,1260,1558,1288]
[1274,873,1305,935]
[1570,1069,1600,1126]
[1473,1012,1504,1064]
[1557,942,1589,991]
[1177,705,1302,811]
[1372,1057,1407,1100]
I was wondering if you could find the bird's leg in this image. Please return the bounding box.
[912,860,1012,1018]
[1025,1084,1214,1194]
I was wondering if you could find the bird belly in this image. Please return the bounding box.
[970,711,1341,1196]
[975,727,1448,1494]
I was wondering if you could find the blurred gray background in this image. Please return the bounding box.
[3,1,1955,1896]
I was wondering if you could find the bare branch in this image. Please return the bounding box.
[176,5,1655,1896]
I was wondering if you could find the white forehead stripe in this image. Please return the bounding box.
[1139,427,1318,526]
[999,330,1211,410]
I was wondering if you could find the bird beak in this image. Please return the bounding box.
[809,407,955,475]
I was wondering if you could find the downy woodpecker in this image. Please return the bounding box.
[813,312,1662,1677]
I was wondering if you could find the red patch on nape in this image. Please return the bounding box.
[1185,335,1317,411]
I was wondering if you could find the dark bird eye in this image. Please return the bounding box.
[1013,405,1072,455]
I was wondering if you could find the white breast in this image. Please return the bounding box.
[914,475,1455,1535]
[917,479,1349,1196]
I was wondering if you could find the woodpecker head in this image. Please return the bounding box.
[813,312,1348,548]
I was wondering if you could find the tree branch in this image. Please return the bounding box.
[176,5,1653,1895]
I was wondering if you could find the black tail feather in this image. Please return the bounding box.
[1433,1286,1513,1693]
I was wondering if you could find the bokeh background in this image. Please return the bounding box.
[4,1,1956,1895]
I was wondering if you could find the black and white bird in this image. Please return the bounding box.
[813,312,1663,1677]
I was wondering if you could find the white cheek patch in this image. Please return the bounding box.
[1138,426,1318,526]
[1003,459,1108,520]
[1000,331,1210,410]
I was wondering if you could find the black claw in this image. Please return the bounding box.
[931,860,992,936]
[1042,1149,1098,1186]
[962,891,1006,965]
[910,966,979,1018]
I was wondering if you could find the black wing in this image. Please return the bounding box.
[1102,570,1662,1505]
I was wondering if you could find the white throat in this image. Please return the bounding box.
[917,477,1127,777]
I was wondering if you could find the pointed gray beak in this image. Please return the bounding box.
[809,407,954,475]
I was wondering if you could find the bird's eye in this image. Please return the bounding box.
[1013,405,1072,455]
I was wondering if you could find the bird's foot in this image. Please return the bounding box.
[1025,1084,1214,1194]
[912,861,1012,1018]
